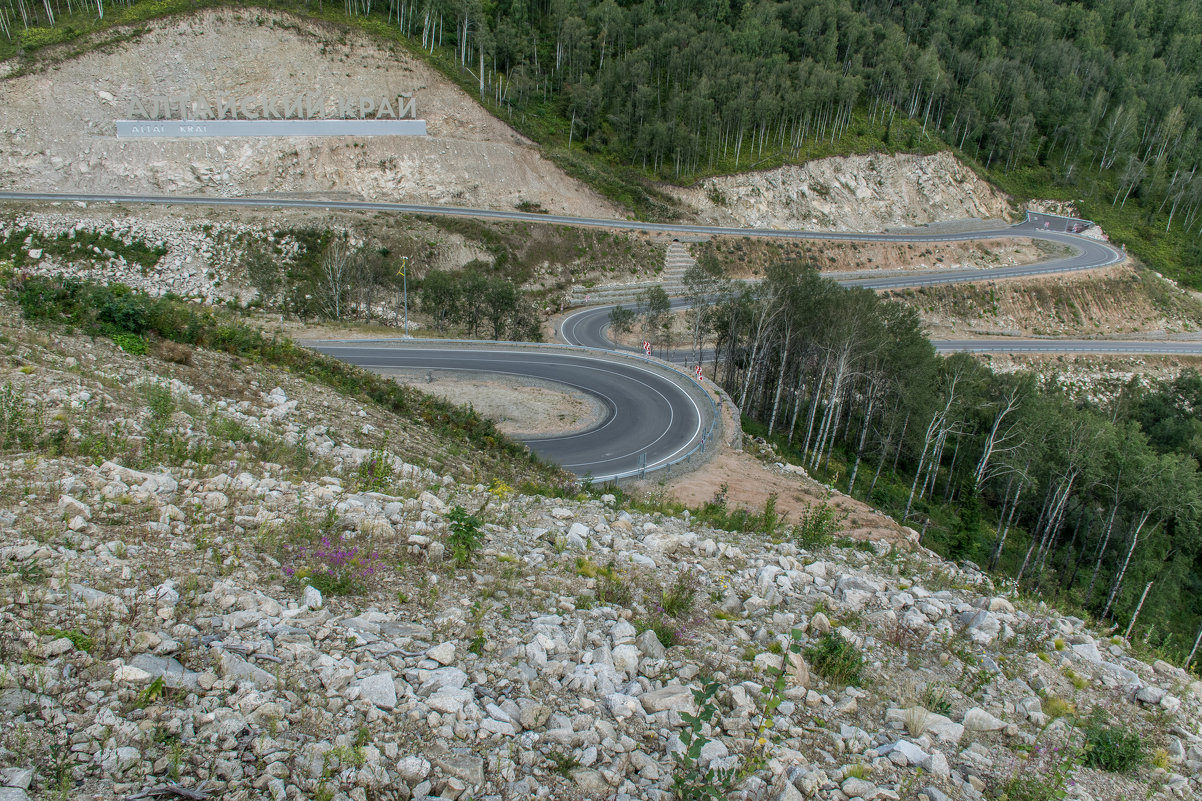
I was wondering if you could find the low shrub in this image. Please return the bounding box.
[805,631,864,686]
[1081,708,1144,772]
[794,500,844,549]
[112,332,148,355]
[659,568,701,618]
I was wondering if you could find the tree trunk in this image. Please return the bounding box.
[1102,510,1152,620]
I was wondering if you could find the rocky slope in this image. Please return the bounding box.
[0,9,619,218]
[669,153,1015,232]
[0,298,1198,801]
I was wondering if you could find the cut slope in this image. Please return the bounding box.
[670,151,1015,231]
[0,9,620,217]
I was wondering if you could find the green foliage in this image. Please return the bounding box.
[547,749,580,779]
[1080,709,1144,772]
[418,267,540,341]
[922,683,952,716]
[805,632,864,686]
[997,723,1080,801]
[112,332,148,355]
[794,501,844,549]
[355,447,394,492]
[672,681,737,800]
[694,483,792,536]
[37,627,94,654]
[659,569,701,618]
[446,505,485,566]
[947,481,981,561]
[136,676,166,708]
[633,615,680,649]
[0,382,45,453]
[608,304,636,335]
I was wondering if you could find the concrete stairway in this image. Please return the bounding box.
[569,241,696,306]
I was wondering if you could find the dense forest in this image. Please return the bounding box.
[618,263,1202,663]
[3,0,1202,284]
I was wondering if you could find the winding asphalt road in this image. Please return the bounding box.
[305,342,710,482]
[4,191,1195,480]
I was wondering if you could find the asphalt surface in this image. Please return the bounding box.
[307,343,707,481]
[564,303,1202,360]
[0,192,1122,272]
[4,191,1185,478]
[934,339,1202,356]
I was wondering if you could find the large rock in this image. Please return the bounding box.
[218,651,278,689]
[417,667,468,696]
[962,707,1007,732]
[359,672,397,710]
[636,629,667,660]
[841,777,877,798]
[641,685,696,714]
[430,749,484,786]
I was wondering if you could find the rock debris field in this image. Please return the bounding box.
[0,308,1199,801]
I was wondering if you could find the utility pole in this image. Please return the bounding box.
[398,256,409,335]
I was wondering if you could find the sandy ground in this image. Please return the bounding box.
[372,369,604,438]
[649,449,918,547]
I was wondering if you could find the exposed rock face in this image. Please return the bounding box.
[0,9,619,218]
[672,151,1015,231]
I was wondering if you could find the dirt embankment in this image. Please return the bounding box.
[0,9,620,218]
[892,264,1202,338]
[697,236,1050,278]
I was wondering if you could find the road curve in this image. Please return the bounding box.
[306,342,711,481]
[3,190,1166,479]
[563,303,1202,360]
[0,192,1122,284]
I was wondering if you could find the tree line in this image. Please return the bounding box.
[623,263,1202,660]
[7,0,1202,281]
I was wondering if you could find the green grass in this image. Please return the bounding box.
[37,627,94,653]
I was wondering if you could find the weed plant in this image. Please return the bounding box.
[1080,708,1144,772]
[805,631,864,686]
[794,500,845,549]
[672,681,737,800]
[355,447,394,492]
[996,722,1080,801]
[446,505,485,566]
[282,536,382,596]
